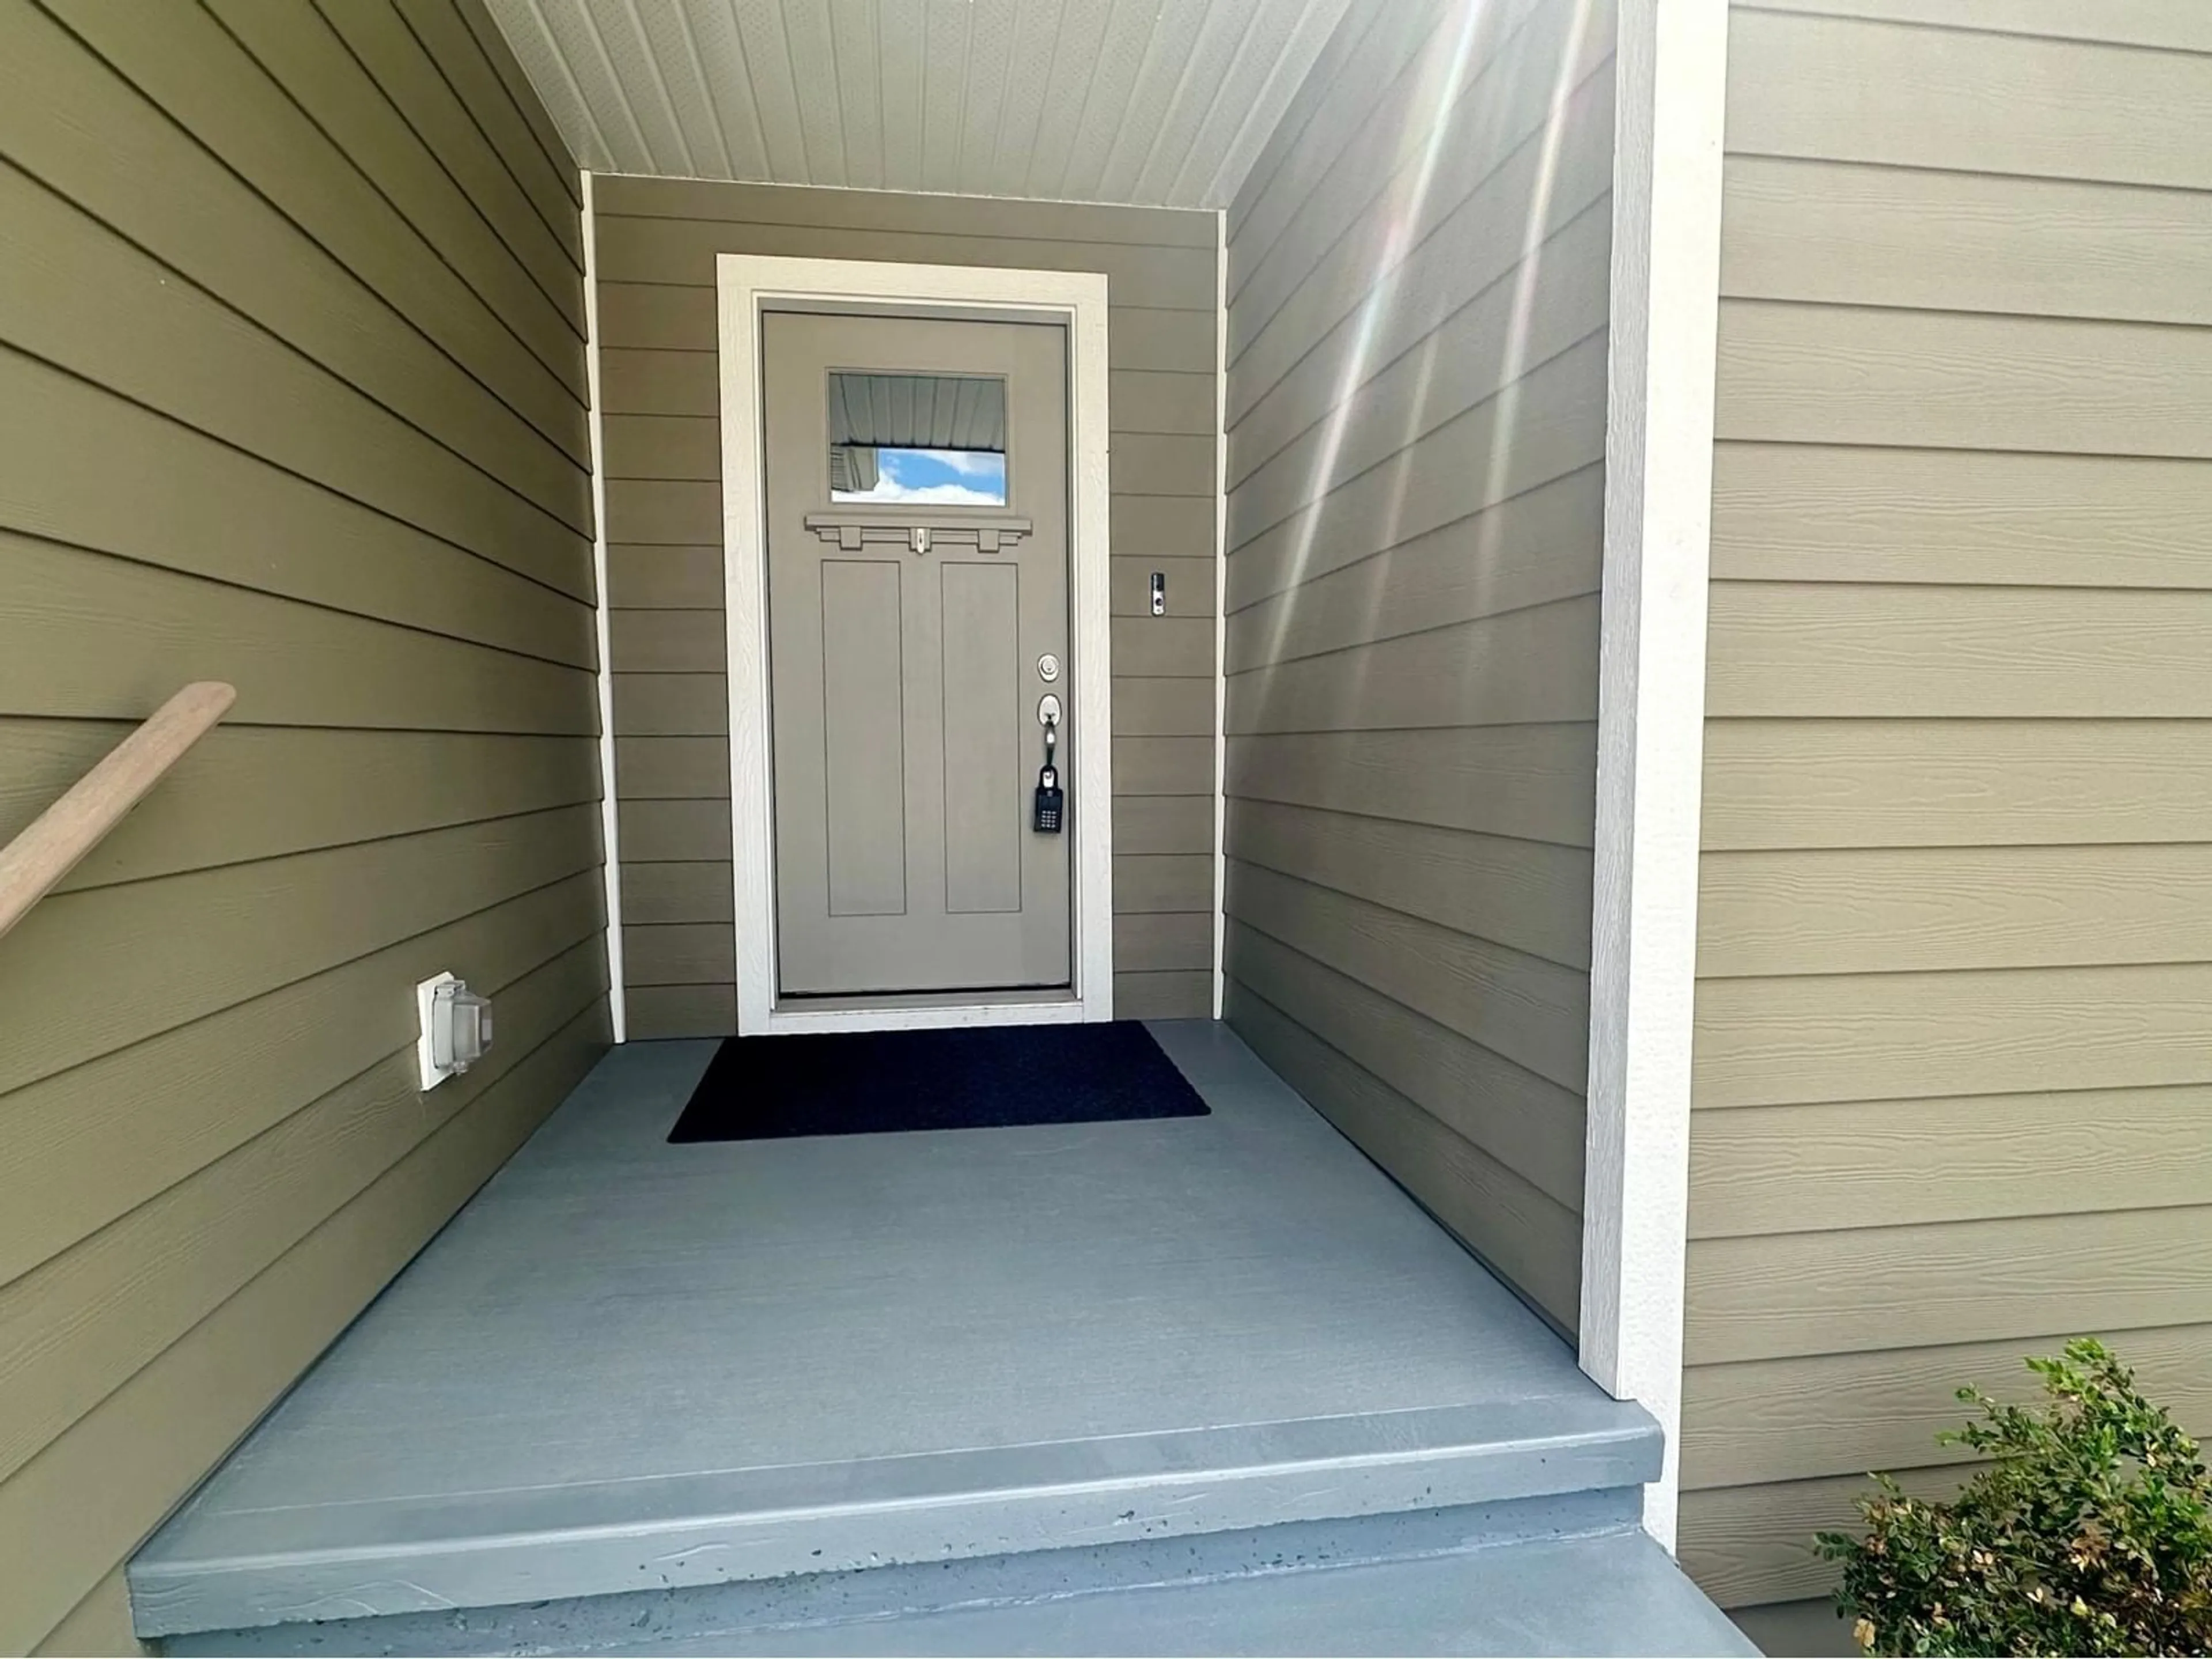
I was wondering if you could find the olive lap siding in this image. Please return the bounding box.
[0,2,605,1650]
[1218,0,1614,1333]
[594,177,1221,1035]
[1680,1,2212,1611]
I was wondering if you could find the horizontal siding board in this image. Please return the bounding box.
[1110,370,1215,434]
[1228,862,1588,1092]
[1114,854,1215,915]
[1680,1467,1964,1610]
[621,861,735,926]
[1113,795,1213,856]
[1741,0,2212,52]
[39,0,587,460]
[1695,959,2212,1108]
[593,215,1216,309]
[1227,338,1610,608]
[612,736,730,799]
[394,0,582,241]
[451,0,579,200]
[1109,617,1215,680]
[1681,1323,2212,1492]
[1228,980,1581,1330]
[1690,1084,2212,1237]
[608,607,729,674]
[0,1004,608,1658]
[1227,2,1446,284]
[1699,842,2212,976]
[608,544,726,611]
[1113,736,1215,797]
[0,7,588,521]
[1721,154,2212,329]
[1711,443,2212,590]
[0,874,600,1289]
[613,673,729,737]
[1725,7,2212,191]
[1110,678,1216,737]
[1228,596,1600,734]
[1687,1207,2212,1365]
[0,349,593,668]
[1702,718,2212,851]
[624,983,738,1038]
[0,941,606,1492]
[1111,971,1214,1020]
[1228,0,1563,347]
[203,0,584,372]
[1111,496,1218,566]
[1231,798,1592,970]
[4,533,597,736]
[0,804,599,1099]
[617,798,733,863]
[1228,923,1585,1209]
[1716,300,2212,462]
[1229,207,1611,516]
[1707,583,2212,718]
[0,723,597,892]
[1230,65,1613,434]
[1229,725,1598,847]
[594,298,1209,376]
[1113,911,1215,973]
[601,413,721,480]
[1113,433,1218,499]
[1225,467,1604,671]
[0,161,594,581]
[594,173,1218,248]
[623,922,736,986]
[313,0,583,291]
[604,478,719,544]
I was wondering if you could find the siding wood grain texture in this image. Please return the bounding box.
[1682,0,2212,1609]
[0,2,607,1650]
[1218,0,1614,1334]
[594,177,1221,1032]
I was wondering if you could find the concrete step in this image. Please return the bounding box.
[159,1489,1753,1657]
[133,1395,1661,1641]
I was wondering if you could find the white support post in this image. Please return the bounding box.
[1581,0,1729,1551]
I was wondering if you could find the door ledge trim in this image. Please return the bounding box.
[715,256,1116,1037]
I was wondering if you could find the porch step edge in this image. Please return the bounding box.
[163,1491,1752,1657]
[133,1395,1659,1638]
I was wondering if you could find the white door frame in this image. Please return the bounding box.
[715,254,1115,1037]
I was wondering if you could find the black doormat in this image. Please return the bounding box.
[668,1021,1210,1142]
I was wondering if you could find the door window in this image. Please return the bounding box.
[826,371,1009,506]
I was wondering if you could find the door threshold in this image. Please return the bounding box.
[763,986,1087,1034]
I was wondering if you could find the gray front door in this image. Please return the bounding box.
[762,309,1073,997]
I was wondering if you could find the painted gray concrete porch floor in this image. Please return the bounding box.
[134,1021,1664,1642]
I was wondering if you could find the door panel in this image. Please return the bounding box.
[941,560,1021,915]
[762,310,1072,996]
[820,559,907,917]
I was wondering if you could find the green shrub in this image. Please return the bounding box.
[1815,1339,2212,1657]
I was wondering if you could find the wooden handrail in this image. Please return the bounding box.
[0,681,236,942]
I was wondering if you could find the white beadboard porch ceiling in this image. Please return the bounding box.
[482,0,1352,208]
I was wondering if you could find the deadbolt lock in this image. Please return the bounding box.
[1037,653,1060,683]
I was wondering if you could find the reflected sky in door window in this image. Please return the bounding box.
[831,446,1007,506]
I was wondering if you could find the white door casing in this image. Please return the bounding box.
[717,255,1115,1036]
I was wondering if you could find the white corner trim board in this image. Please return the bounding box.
[1211,213,1231,1020]
[715,255,1116,1036]
[1582,0,1728,1552]
[581,172,627,1044]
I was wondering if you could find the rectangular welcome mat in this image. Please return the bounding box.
[667,1020,1211,1142]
